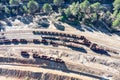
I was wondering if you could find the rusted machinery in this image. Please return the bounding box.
[83,38,92,47]
[0,30,114,55]
[0,37,109,55]
[4,39,11,44]
[33,31,79,38]
[42,36,60,40]
[20,39,27,44]
[90,43,109,55]
[33,53,40,58]
[50,40,58,47]
[55,58,64,63]
[32,53,64,63]
[41,39,47,43]
[90,43,104,52]
[12,39,19,44]
[33,31,88,40]
[33,39,40,44]
[43,35,108,55]
[90,43,98,50]
[21,51,30,58]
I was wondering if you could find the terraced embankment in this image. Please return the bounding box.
[0,29,120,80]
[0,65,88,80]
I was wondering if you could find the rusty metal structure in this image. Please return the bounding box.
[21,51,30,58]
[0,30,117,55]
[32,53,64,63]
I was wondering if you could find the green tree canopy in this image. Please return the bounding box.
[64,7,71,18]
[43,3,52,14]
[113,0,120,11]
[90,13,97,22]
[53,0,64,6]
[70,2,80,16]
[91,2,101,12]
[4,6,10,14]
[23,5,28,13]
[27,0,39,14]
[112,19,120,28]
[9,0,20,5]
[113,10,118,17]
[80,0,90,13]
[112,12,120,28]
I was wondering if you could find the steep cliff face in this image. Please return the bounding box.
[0,68,81,80]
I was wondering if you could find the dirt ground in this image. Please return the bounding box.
[0,15,120,80]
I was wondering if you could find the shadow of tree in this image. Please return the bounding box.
[4,19,12,26]
[68,21,120,36]
[18,15,33,24]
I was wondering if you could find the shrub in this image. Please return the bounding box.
[112,19,120,28]
[4,6,10,14]
[59,16,66,22]
[53,0,64,6]
[27,0,39,14]
[43,3,52,14]
[9,0,20,5]
[23,5,28,13]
